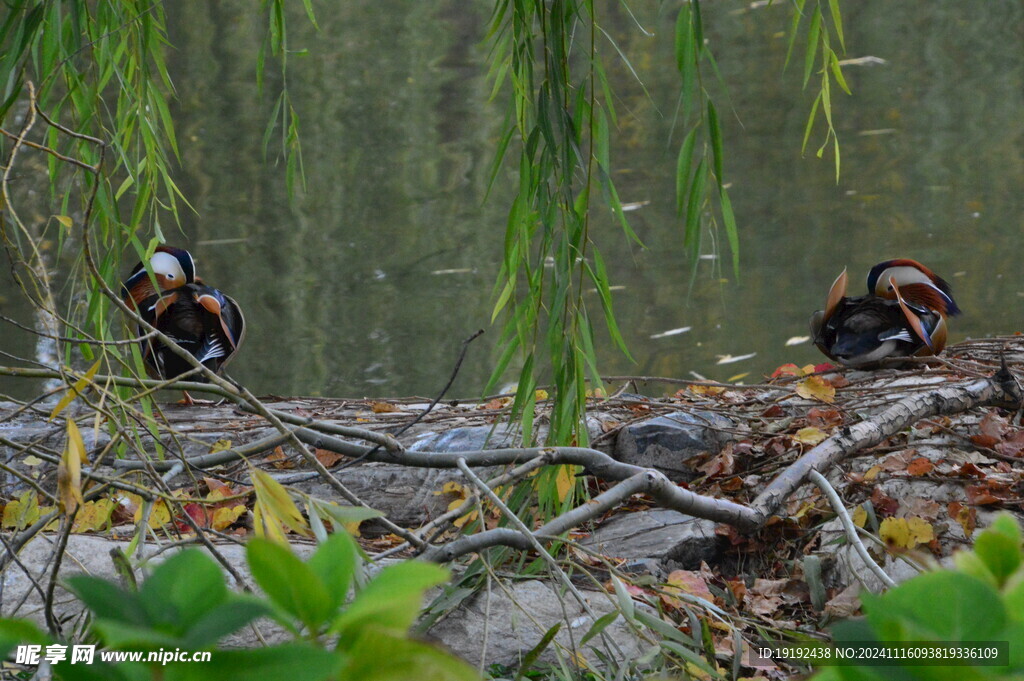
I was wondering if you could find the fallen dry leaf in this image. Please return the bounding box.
[72,498,115,533]
[880,450,918,472]
[879,516,934,549]
[863,465,882,481]
[948,501,977,537]
[852,505,867,528]
[314,448,344,468]
[689,382,726,396]
[266,445,294,469]
[793,426,828,445]
[662,569,717,608]
[795,376,836,403]
[370,401,400,413]
[746,578,787,617]
[994,429,1024,458]
[901,497,942,521]
[971,410,1007,448]
[770,363,805,379]
[906,457,934,477]
[870,487,899,516]
[480,397,513,410]
[698,445,736,478]
[807,407,843,428]
[824,583,861,618]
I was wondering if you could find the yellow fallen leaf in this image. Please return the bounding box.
[212,505,247,531]
[728,372,750,382]
[555,465,578,503]
[435,481,477,528]
[795,376,836,403]
[22,455,42,466]
[209,439,233,453]
[134,499,170,530]
[534,389,549,401]
[54,215,73,228]
[880,516,934,549]
[863,465,882,481]
[852,505,867,528]
[371,401,400,413]
[793,426,828,445]
[72,499,115,533]
[689,383,726,396]
[2,491,40,530]
[794,500,816,519]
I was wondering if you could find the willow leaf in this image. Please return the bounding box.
[675,127,698,214]
[828,0,845,51]
[707,101,724,187]
[803,5,822,88]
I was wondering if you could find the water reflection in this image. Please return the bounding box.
[2,1,1020,401]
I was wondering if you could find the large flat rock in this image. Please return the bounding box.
[614,412,734,482]
[426,579,647,667]
[581,509,721,575]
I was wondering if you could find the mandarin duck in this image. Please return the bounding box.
[122,246,245,398]
[810,258,960,368]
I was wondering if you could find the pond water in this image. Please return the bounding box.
[3,1,1022,400]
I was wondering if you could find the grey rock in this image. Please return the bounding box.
[581,509,721,573]
[613,412,733,481]
[293,462,485,534]
[0,534,310,647]
[427,579,647,667]
[410,423,523,453]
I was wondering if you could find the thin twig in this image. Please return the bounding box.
[808,470,895,590]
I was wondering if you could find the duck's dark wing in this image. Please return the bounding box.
[190,285,245,372]
[813,296,941,368]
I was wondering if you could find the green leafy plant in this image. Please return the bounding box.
[811,512,1024,680]
[0,534,478,681]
